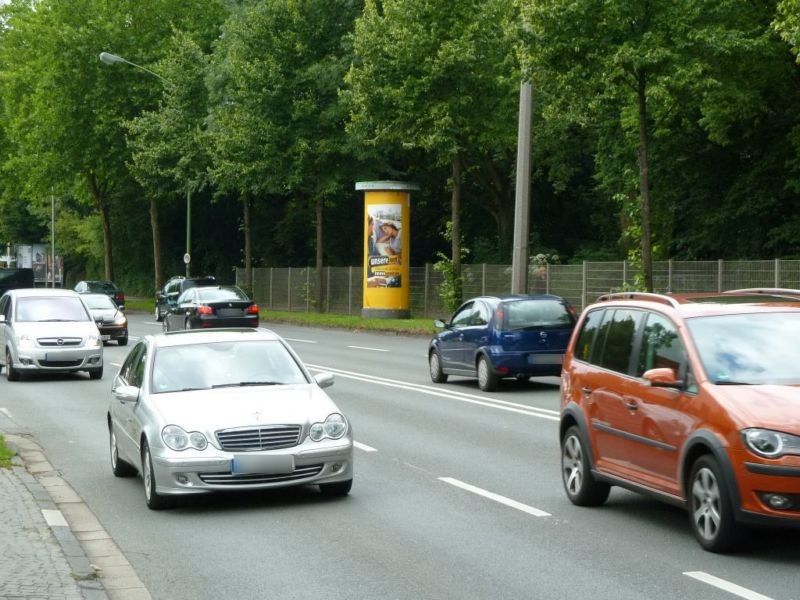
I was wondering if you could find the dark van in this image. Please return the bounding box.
[0,268,35,296]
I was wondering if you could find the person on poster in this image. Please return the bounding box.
[377,222,401,261]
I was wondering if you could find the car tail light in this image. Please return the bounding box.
[246,304,259,315]
[116,292,125,303]
[197,305,214,315]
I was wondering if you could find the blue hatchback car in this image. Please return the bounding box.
[428,294,576,391]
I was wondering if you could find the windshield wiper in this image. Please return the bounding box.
[176,386,211,392]
[714,380,753,385]
[211,381,282,388]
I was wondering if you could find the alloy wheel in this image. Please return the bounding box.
[562,434,584,496]
[692,466,722,542]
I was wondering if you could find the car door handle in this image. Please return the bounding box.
[625,398,639,410]
[581,386,592,395]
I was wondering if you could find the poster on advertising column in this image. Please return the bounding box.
[358,182,417,319]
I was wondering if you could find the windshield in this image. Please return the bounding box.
[15,296,90,322]
[87,281,117,293]
[151,340,308,393]
[82,295,116,310]
[687,312,800,385]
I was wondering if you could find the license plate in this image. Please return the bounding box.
[528,353,564,365]
[100,335,111,341]
[231,454,294,475]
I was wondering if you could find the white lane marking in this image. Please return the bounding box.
[347,345,389,352]
[283,338,318,344]
[109,362,122,367]
[0,407,12,419]
[307,364,559,421]
[683,572,774,600]
[42,509,68,527]
[143,322,162,326]
[439,477,551,517]
[128,336,140,341]
[354,441,378,452]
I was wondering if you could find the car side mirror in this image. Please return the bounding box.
[434,319,448,329]
[314,372,335,389]
[113,385,140,403]
[643,367,684,388]
[0,315,5,324]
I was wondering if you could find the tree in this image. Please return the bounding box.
[345,0,520,301]
[208,0,361,308]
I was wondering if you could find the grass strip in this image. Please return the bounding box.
[0,434,14,469]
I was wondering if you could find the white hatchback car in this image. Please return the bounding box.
[108,328,354,509]
[0,288,104,381]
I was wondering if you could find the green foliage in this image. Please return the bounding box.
[0,434,14,469]
[433,221,469,313]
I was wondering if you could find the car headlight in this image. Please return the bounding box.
[743,428,800,458]
[162,425,208,451]
[309,413,348,442]
[16,334,35,349]
[87,335,101,348]
[113,315,127,325]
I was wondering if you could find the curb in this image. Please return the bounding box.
[7,434,152,600]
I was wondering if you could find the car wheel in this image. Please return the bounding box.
[154,305,162,322]
[118,333,128,346]
[89,365,103,380]
[6,349,20,382]
[477,356,499,392]
[142,440,172,510]
[561,426,610,506]
[109,425,136,477]
[319,479,352,497]
[429,350,448,383]
[688,455,742,552]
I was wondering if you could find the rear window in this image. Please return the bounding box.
[501,299,573,330]
[87,281,117,293]
[196,287,247,302]
[182,277,216,292]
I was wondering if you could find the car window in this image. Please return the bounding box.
[130,345,148,388]
[503,299,572,330]
[120,343,145,385]
[574,308,604,362]
[82,294,116,310]
[151,340,307,393]
[196,287,247,302]
[0,295,8,319]
[635,313,685,377]
[177,289,194,304]
[596,309,644,375]
[472,302,491,326]
[88,281,116,293]
[450,302,476,328]
[15,296,90,322]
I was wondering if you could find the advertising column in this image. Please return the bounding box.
[357,181,418,319]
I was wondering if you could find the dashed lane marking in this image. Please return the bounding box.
[439,477,551,517]
[683,572,774,600]
[347,345,390,352]
[354,441,377,452]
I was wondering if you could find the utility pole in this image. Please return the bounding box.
[511,82,532,294]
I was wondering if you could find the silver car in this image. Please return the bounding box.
[108,328,354,509]
[0,288,104,381]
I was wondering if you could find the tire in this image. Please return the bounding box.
[6,349,20,382]
[89,365,103,380]
[688,455,743,553]
[477,356,499,392]
[109,424,136,477]
[154,305,163,322]
[429,350,448,383]
[142,441,172,510]
[320,479,352,498]
[561,426,610,506]
[118,334,128,346]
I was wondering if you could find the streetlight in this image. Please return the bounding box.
[98,51,192,277]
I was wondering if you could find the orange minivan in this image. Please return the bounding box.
[559,289,800,552]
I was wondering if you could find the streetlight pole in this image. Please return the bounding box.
[51,190,56,288]
[511,82,532,294]
[98,51,191,278]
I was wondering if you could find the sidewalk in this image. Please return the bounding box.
[0,432,151,600]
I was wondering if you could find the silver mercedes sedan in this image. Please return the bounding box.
[107,328,353,509]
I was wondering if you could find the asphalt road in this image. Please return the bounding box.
[1,313,798,600]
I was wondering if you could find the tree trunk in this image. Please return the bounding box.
[315,196,324,312]
[87,173,114,281]
[243,195,252,292]
[451,155,462,304]
[637,71,653,292]
[150,197,163,293]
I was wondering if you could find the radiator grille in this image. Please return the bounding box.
[216,425,301,451]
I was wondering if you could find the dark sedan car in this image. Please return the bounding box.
[75,280,125,309]
[428,294,576,391]
[163,285,259,331]
[80,293,128,345]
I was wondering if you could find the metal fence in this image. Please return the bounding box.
[237,259,800,317]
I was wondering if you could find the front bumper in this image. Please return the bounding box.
[97,324,127,340]
[729,449,800,525]
[150,438,354,496]
[14,345,103,372]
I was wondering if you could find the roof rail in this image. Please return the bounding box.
[596,292,680,308]
[723,288,800,297]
